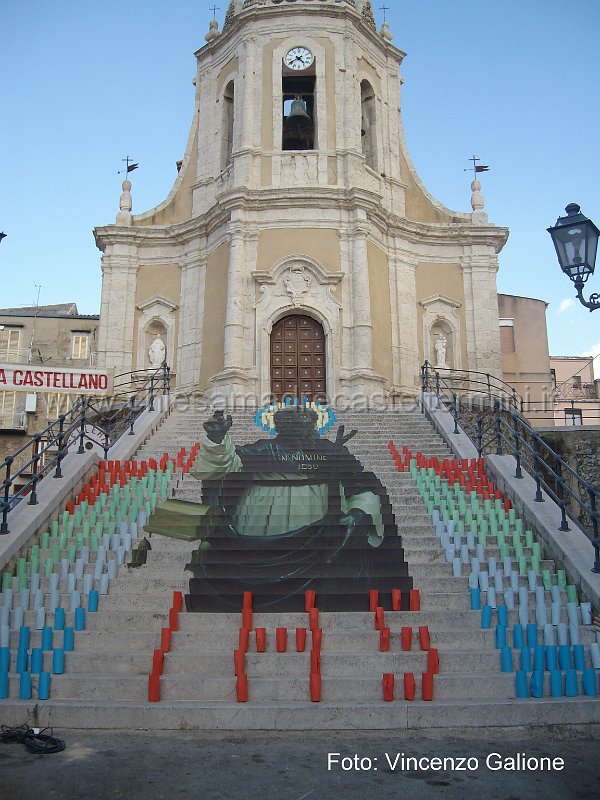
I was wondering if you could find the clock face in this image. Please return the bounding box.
[284,47,314,71]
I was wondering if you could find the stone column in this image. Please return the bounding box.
[462,254,502,377]
[391,251,419,395]
[351,216,373,371]
[96,245,138,373]
[223,225,246,371]
[339,212,386,403]
[176,248,207,389]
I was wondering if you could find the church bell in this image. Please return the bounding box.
[282,95,313,150]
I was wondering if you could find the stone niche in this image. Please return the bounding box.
[419,294,463,370]
[136,295,178,371]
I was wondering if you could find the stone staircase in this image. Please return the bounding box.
[0,404,598,730]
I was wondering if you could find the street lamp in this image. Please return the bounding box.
[548,203,600,311]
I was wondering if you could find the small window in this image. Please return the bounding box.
[360,80,377,171]
[46,393,72,420]
[572,375,582,389]
[0,391,16,414]
[222,80,235,169]
[71,334,89,360]
[0,390,17,429]
[0,328,21,362]
[550,368,556,387]
[499,323,515,354]
[565,408,583,426]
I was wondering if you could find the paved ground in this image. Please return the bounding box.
[1,726,599,800]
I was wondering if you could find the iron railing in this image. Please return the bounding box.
[421,361,600,573]
[0,411,27,431]
[0,363,170,535]
[421,363,525,414]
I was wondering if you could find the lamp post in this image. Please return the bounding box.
[548,204,600,311]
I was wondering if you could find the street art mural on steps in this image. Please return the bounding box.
[159,407,413,612]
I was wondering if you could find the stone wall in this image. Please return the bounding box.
[538,428,600,490]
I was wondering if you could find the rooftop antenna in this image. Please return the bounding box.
[28,283,44,364]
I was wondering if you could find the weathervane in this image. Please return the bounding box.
[465,155,490,177]
[118,156,139,176]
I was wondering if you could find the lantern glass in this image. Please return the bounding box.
[548,205,599,284]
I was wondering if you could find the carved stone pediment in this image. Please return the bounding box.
[252,254,343,309]
[283,264,312,306]
[136,294,179,313]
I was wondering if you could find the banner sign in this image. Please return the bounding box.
[0,364,114,396]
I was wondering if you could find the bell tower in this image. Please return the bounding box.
[95,0,507,406]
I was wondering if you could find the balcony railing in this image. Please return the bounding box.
[0,411,26,431]
[554,381,597,401]
[1,350,97,367]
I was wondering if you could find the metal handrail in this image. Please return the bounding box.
[421,361,600,573]
[421,362,525,413]
[0,362,170,535]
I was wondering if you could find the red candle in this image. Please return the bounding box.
[148,672,161,702]
[236,674,248,702]
[379,627,390,652]
[383,673,394,702]
[295,627,307,652]
[422,672,434,701]
[276,627,288,653]
[255,627,266,653]
[369,590,379,612]
[309,673,321,702]
[403,672,415,701]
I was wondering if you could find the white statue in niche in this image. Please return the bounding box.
[434,333,448,368]
[148,334,166,367]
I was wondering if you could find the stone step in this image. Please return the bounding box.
[3,670,565,703]
[1,696,597,731]
[24,649,510,677]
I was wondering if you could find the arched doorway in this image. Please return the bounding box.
[270,315,326,401]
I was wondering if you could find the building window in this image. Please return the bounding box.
[550,368,556,388]
[0,328,21,363]
[71,334,89,360]
[0,391,20,429]
[499,319,515,354]
[46,393,72,420]
[572,375,582,389]
[360,80,377,171]
[564,407,583,426]
[222,80,235,168]
[0,391,16,415]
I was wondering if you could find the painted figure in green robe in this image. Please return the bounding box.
[185,407,406,611]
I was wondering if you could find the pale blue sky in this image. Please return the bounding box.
[2,1,599,369]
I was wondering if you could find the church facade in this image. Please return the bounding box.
[94,0,508,405]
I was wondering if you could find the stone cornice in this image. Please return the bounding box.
[94,188,509,255]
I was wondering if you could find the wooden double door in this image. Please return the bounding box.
[270,315,326,401]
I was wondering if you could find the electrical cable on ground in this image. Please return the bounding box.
[0,724,66,754]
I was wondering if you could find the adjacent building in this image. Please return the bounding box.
[0,304,99,463]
